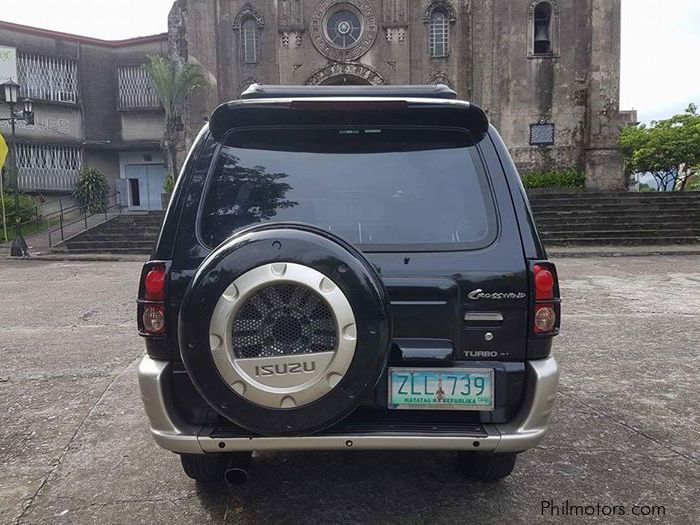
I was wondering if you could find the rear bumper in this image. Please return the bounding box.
[137,355,559,454]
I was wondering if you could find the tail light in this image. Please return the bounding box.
[531,262,560,336]
[138,261,168,337]
[143,304,166,334]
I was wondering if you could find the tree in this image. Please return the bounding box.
[144,56,207,190]
[620,104,700,191]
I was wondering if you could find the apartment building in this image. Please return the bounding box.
[0,20,168,211]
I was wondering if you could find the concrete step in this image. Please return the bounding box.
[65,240,156,251]
[528,191,700,202]
[95,224,162,230]
[60,196,700,252]
[543,237,700,246]
[101,217,163,223]
[536,221,700,231]
[529,197,700,206]
[107,214,164,223]
[75,237,159,245]
[531,192,700,246]
[62,247,153,255]
[103,221,164,229]
[540,229,700,240]
[534,210,700,220]
[78,231,161,239]
[60,213,165,254]
[531,204,700,214]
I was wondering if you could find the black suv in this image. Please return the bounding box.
[137,84,560,485]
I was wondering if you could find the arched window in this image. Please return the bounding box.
[429,10,449,57]
[534,2,552,54]
[529,1,559,57]
[241,17,259,64]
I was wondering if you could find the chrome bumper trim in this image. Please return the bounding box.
[494,355,560,452]
[201,433,501,452]
[137,356,204,454]
[137,355,559,454]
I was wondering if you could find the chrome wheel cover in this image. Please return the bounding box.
[208,263,357,409]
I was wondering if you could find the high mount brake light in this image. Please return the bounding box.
[532,263,558,335]
[139,262,168,337]
[289,100,408,111]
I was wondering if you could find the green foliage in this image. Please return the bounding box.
[521,169,586,189]
[144,56,207,181]
[687,177,700,192]
[0,190,40,230]
[163,174,176,194]
[619,104,700,191]
[73,167,110,214]
[144,56,206,127]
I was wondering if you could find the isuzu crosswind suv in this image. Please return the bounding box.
[137,84,561,485]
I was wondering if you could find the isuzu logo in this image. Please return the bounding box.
[468,289,527,301]
[255,362,317,377]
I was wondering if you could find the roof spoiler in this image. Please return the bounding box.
[240,83,459,100]
[209,87,490,145]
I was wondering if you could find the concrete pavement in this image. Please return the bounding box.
[0,256,698,524]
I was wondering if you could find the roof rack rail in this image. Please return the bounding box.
[240,83,458,101]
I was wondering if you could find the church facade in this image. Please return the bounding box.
[168,0,635,190]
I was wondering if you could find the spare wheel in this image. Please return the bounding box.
[178,223,391,436]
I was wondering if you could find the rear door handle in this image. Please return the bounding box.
[464,312,504,324]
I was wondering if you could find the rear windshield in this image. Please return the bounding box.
[199,127,497,251]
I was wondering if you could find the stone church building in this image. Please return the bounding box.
[168,0,635,190]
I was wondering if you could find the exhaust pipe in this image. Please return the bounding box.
[224,452,252,486]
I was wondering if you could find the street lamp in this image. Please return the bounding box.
[1,79,35,258]
[2,79,20,104]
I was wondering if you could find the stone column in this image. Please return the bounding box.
[382,0,410,84]
[168,0,220,150]
[585,0,625,192]
[278,0,306,84]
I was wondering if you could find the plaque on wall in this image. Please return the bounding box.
[530,123,556,146]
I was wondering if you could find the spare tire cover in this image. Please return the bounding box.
[179,223,391,436]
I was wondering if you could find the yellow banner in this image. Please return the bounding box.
[0,132,8,171]
[0,131,7,243]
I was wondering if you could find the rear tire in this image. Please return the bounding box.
[457,452,517,482]
[180,453,230,484]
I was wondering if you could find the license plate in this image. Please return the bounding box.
[388,368,494,411]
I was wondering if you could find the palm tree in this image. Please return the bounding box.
[144,56,207,187]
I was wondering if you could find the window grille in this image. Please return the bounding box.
[429,11,449,58]
[118,65,160,109]
[16,144,83,192]
[241,18,259,64]
[17,53,79,103]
